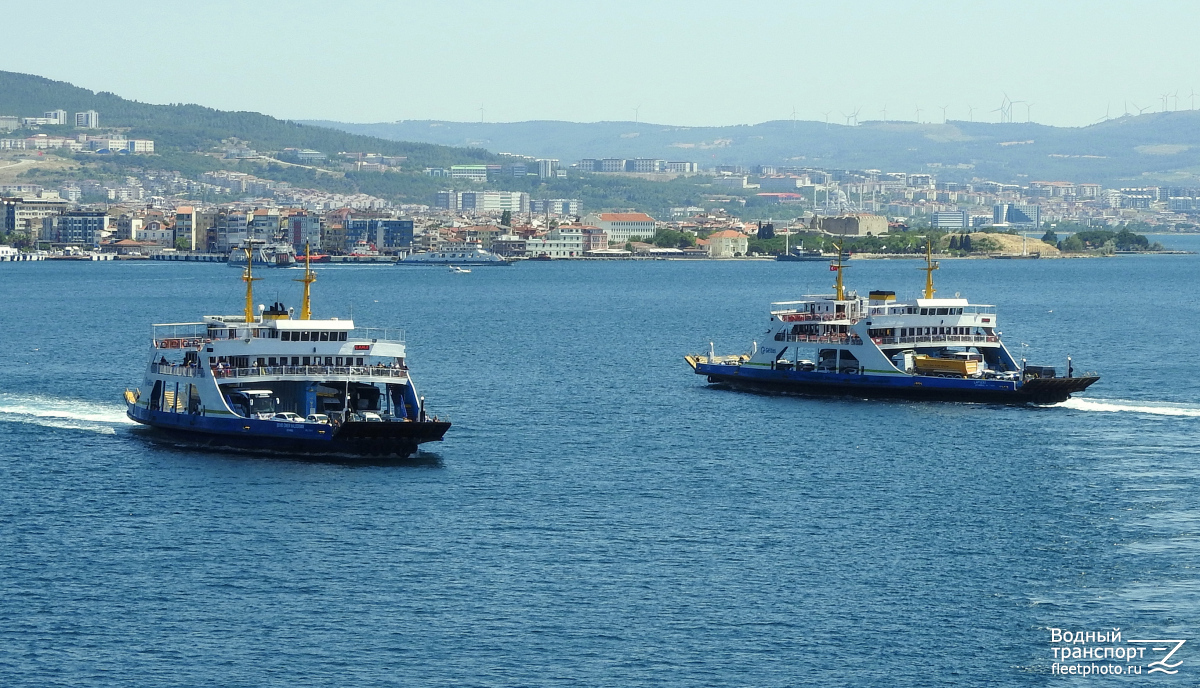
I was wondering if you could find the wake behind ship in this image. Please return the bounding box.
[687,243,1099,404]
[125,248,449,458]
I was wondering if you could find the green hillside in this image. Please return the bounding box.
[0,70,499,168]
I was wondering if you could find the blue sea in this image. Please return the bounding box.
[2,237,1199,686]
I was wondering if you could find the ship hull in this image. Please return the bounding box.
[694,362,1098,405]
[127,405,449,458]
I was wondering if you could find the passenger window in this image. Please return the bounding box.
[339,332,347,341]
[356,357,364,365]
[291,357,299,365]
[301,332,310,341]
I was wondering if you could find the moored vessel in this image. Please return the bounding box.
[399,241,510,266]
[687,243,1099,404]
[227,240,297,268]
[125,246,450,458]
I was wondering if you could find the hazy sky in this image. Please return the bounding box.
[7,0,1198,128]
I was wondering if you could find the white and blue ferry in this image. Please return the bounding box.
[687,244,1099,404]
[399,241,510,266]
[125,249,449,457]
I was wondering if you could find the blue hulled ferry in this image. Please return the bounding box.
[687,244,1099,404]
[125,249,449,457]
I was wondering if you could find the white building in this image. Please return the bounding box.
[583,212,656,244]
[525,225,584,258]
[75,110,100,128]
[706,230,748,258]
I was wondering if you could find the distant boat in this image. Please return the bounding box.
[399,242,510,266]
[448,265,471,273]
[228,241,296,268]
[776,249,832,262]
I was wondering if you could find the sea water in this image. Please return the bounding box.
[1,237,1199,686]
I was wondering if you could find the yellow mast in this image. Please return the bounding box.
[921,237,939,299]
[831,241,848,300]
[293,242,316,320]
[242,246,260,322]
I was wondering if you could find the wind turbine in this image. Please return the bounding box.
[1191,90,1198,110]
[852,106,862,126]
[939,105,948,123]
[633,104,642,124]
[1133,102,1150,115]
[914,105,923,123]
[990,105,1003,123]
[822,110,832,128]
[1096,103,1110,122]
[791,105,797,129]
[479,103,485,123]
[1172,91,1179,111]
[842,111,853,126]
[880,104,888,121]
[1123,100,1130,117]
[1161,93,1169,112]
[967,104,975,121]
[1024,102,1034,122]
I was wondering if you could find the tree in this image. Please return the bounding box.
[1062,234,1085,252]
[949,235,960,250]
[175,236,191,251]
[961,234,972,252]
[1041,229,1058,245]
[500,210,512,227]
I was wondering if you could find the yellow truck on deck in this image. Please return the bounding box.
[913,354,980,376]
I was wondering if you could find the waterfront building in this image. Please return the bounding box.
[2,197,68,235]
[286,211,323,252]
[43,211,108,246]
[584,212,656,244]
[706,229,749,258]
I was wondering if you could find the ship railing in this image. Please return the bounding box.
[869,335,1000,346]
[212,365,410,381]
[773,312,858,323]
[152,322,209,348]
[154,362,204,377]
[774,333,863,345]
[349,328,405,343]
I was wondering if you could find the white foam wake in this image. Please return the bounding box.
[0,393,135,434]
[1054,397,1200,418]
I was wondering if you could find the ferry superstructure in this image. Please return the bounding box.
[227,240,297,268]
[687,244,1099,404]
[125,248,450,457]
[399,241,510,266]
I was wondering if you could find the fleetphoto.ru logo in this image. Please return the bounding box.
[1049,628,1186,677]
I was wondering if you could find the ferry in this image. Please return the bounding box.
[227,240,297,268]
[399,241,510,266]
[125,247,450,458]
[686,243,1099,404]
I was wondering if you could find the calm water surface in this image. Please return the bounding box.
[2,237,1199,686]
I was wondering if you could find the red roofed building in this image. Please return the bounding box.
[705,229,748,258]
[583,211,656,244]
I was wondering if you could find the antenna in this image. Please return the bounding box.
[830,241,849,300]
[294,242,316,320]
[920,238,939,299]
[242,246,260,322]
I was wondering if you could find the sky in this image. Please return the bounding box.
[6,0,1199,128]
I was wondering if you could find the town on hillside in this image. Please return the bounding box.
[0,108,1192,261]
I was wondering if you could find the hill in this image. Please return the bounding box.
[306,114,1200,186]
[0,71,500,168]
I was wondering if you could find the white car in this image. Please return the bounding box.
[361,412,384,423]
[305,413,330,424]
[272,412,303,422]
